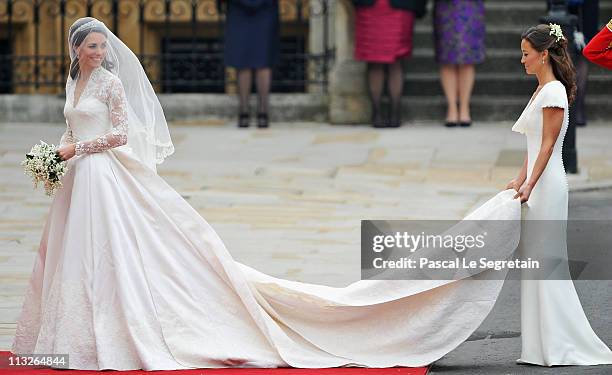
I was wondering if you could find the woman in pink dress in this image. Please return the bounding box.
[352,0,427,127]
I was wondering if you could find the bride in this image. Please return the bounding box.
[9,18,611,370]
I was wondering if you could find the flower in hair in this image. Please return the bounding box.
[549,23,565,43]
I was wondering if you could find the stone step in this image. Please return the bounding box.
[396,95,610,122]
[410,26,612,53]
[420,1,548,27]
[403,48,612,76]
[413,25,527,51]
[155,94,612,123]
[402,72,612,96]
[419,1,612,27]
[0,92,608,123]
[338,1,612,123]
[413,2,612,51]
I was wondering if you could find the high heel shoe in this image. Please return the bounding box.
[459,121,471,127]
[372,111,386,128]
[257,112,269,128]
[238,112,250,128]
[388,109,401,128]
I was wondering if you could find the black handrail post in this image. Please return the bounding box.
[34,0,40,90]
[540,0,579,174]
[60,0,66,84]
[7,0,14,92]
[112,0,119,35]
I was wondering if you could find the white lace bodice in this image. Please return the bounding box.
[61,66,128,155]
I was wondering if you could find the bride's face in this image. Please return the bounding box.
[520,39,546,76]
[77,32,107,71]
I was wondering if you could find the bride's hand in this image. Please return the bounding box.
[505,178,522,192]
[57,144,76,161]
[513,183,532,203]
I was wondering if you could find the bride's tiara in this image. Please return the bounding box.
[71,18,106,38]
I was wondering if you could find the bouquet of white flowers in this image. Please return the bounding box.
[22,141,69,196]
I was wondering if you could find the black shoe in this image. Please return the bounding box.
[388,111,401,128]
[372,111,386,128]
[257,112,269,128]
[459,121,471,127]
[444,121,458,127]
[238,112,250,128]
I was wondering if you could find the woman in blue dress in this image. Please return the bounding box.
[222,0,280,128]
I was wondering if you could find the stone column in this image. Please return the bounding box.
[328,0,369,124]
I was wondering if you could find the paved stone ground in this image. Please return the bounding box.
[1,120,611,373]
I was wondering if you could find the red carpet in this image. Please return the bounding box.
[0,352,429,374]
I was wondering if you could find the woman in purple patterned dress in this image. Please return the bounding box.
[433,0,485,127]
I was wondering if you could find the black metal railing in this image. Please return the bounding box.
[0,0,334,93]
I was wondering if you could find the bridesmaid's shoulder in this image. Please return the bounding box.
[542,80,566,97]
[551,80,564,88]
[540,80,568,109]
[546,80,564,89]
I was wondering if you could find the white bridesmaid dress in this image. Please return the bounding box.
[512,79,612,366]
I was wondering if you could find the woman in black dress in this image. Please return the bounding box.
[223,0,280,128]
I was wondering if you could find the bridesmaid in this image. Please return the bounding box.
[433,0,486,127]
[352,0,427,128]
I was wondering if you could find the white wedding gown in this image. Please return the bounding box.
[8,68,608,370]
[512,80,612,366]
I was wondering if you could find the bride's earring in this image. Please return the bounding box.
[541,59,545,65]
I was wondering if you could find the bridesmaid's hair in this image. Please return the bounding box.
[521,24,577,104]
[68,17,114,80]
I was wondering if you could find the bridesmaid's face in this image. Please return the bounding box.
[77,32,108,70]
[520,39,544,75]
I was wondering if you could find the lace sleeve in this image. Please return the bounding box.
[75,77,128,155]
[59,121,75,147]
